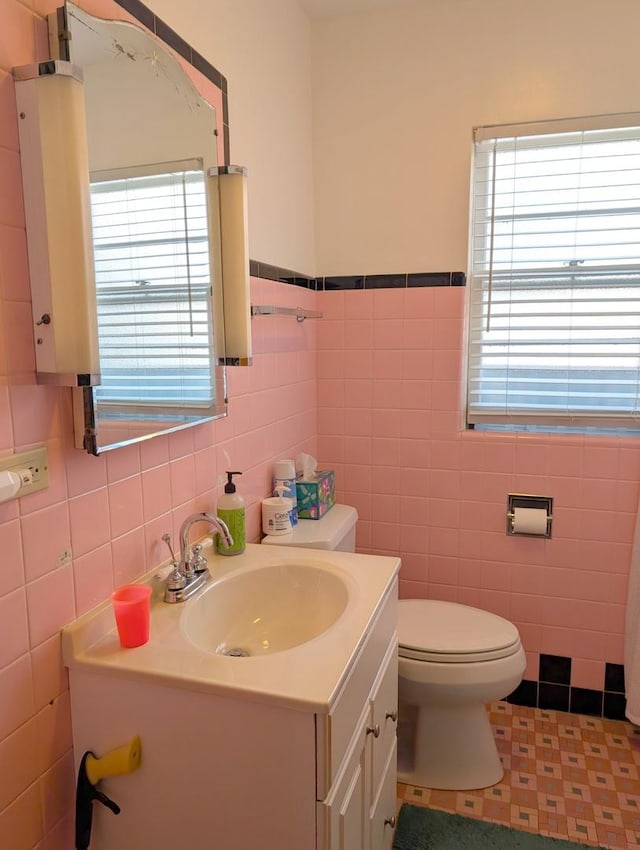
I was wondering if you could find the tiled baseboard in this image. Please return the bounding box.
[506,655,627,721]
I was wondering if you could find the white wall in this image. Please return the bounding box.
[310,0,640,275]
[145,0,317,275]
[136,0,640,278]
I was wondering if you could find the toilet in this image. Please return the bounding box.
[261,503,358,552]
[262,505,526,791]
[397,599,525,790]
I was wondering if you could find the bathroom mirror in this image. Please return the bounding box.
[57,2,228,454]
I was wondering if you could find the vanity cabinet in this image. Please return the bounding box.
[318,636,398,850]
[64,571,399,850]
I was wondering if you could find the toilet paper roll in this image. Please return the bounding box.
[512,507,548,536]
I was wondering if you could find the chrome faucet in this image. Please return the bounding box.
[161,512,234,603]
[180,512,233,573]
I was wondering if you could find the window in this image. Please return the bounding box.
[467,114,640,430]
[89,161,215,412]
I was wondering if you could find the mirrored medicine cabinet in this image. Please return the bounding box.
[16,0,248,455]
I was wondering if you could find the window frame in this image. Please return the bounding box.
[466,112,640,431]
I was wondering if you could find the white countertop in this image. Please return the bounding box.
[62,543,400,713]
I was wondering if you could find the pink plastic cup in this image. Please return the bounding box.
[111,584,153,648]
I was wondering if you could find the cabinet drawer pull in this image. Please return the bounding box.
[384,815,396,829]
[366,723,380,738]
[385,710,398,722]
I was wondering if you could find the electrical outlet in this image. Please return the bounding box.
[0,446,49,497]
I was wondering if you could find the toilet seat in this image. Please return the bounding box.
[398,599,522,664]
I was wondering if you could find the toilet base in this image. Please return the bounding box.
[398,701,503,790]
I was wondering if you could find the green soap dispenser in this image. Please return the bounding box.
[216,471,246,555]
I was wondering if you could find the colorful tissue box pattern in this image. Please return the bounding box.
[296,470,335,519]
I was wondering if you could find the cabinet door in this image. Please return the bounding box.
[369,738,398,850]
[318,588,397,799]
[336,750,366,850]
[370,636,398,798]
[318,708,370,850]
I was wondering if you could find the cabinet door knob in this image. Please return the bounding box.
[385,710,398,722]
[366,723,380,738]
[384,815,396,828]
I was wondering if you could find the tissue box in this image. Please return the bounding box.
[296,470,335,519]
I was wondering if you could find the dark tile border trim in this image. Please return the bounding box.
[249,263,467,291]
[539,652,571,685]
[249,261,319,290]
[323,271,467,290]
[506,657,628,722]
[114,0,229,164]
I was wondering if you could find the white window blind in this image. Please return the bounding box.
[89,163,214,409]
[467,114,640,429]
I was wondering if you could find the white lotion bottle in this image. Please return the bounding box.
[262,484,293,536]
[272,459,298,525]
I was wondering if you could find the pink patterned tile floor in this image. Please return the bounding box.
[397,701,640,849]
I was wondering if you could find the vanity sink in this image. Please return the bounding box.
[62,543,397,708]
[181,562,350,656]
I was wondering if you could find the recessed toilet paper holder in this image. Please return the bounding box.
[507,494,553,538]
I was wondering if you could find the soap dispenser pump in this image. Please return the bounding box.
[216,471,246,556]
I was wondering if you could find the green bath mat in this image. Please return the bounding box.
[392,805,606,850]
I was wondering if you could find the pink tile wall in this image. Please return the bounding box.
[0,2,318,841]
[317,286,638,693]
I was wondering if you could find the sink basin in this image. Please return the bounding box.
[181,562,350,656]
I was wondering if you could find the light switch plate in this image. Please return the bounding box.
[0,447,49,497]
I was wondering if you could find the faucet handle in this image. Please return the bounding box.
[161,533,187,590]
[165,563,187,591]
[190,543,208,574]
[161,533,177,562]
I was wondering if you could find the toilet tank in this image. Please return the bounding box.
[261,504,358,552]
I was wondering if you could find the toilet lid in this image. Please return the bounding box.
[398,599,521,663]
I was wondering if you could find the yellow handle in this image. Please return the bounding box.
[85,736,142,786]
